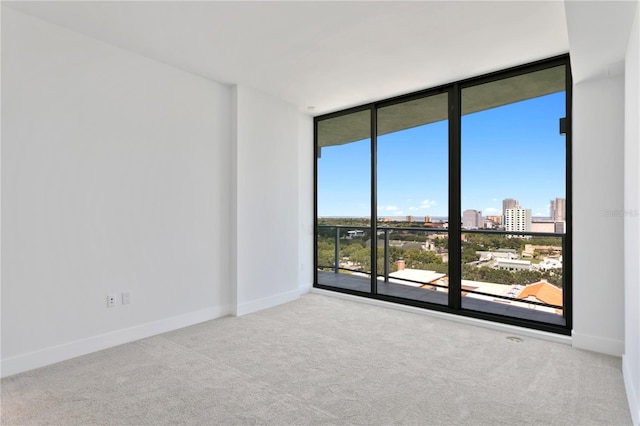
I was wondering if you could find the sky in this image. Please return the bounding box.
[317,91,566,219]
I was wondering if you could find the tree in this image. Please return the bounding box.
[461,246,479,263]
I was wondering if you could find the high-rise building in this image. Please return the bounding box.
[502,198,519,216]
[505,208,532,233]
[462,209,482,229]
[551,198,566,222]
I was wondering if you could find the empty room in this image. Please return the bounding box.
[2,1,639,424]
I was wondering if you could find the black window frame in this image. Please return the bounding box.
[313,54,572,335]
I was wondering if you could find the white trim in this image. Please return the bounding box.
[236,288,301,316]
[1,306,230,378]
[572,331,624,357]
[311,288,572,346]
[623,355,640,426]
[298,282,313,295]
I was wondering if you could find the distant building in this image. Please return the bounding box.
[496,258,532,271]
[522,244,562,258]
[554,221,566,233]
[462,209,482,229]
[406,215,414,222]
[539,257,562,271]
[476,250,518,261]
[502,198,519,216]
[505,207,532,233]
[550,198,566,222]
[486,215,503,226]
[346,230,365,239]
[531,220,555,233]
[424,216,432,223]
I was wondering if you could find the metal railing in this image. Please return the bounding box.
[316,224,565,311]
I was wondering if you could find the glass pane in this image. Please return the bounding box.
[460,232,565,325]
[460,65,566,325]
[316,109,372,292]
[376,94,449,305]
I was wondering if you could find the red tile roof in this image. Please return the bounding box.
[517,280,563,314]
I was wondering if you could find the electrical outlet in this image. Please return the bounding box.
[122,292,131,305]
[107,294,116,308]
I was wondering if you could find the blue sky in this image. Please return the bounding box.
[317,91,566,218]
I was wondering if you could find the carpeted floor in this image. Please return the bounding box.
[1,293,632,425]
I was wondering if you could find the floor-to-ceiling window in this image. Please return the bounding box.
[316,109,373,290]
[375,92,450,305]
[314,55,571,334]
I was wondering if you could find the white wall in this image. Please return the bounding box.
[624,6,640,425]
[233,85,301,315]
[1,8,233,376]
[572,74,625,357]
[298,114,314,294]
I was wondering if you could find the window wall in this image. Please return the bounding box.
[314,56,572,334]
[376,93,450,305]
[316,109,373,290]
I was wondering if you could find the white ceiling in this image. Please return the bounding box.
[2,1,628,116]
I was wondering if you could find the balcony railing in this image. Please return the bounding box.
[316,224,566,325]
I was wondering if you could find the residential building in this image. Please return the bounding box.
[505,208,532,233]
[515,280,564,315]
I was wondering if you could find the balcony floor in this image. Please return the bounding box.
[317,270,565,326]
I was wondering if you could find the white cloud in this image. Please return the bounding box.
[409,199,437,211]
[377,205,398,212]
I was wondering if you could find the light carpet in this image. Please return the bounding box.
[1,293,632,425]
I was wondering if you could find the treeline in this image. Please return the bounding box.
[462,233,562,252]
[317,238,445,276]
[317,234,562,287]
[462,265,562,287]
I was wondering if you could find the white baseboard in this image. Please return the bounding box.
[311,288,572,346]
[298,282,313,295]
[1,306,230,378]
[623,355,640,426]
[236,288,301,316]
[571,331,624,357]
